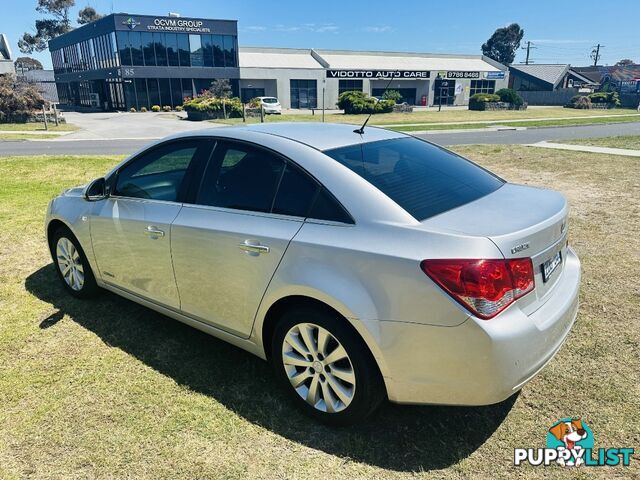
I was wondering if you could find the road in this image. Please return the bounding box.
[1,121,639,156]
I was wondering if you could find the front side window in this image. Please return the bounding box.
[324,137,503,221]
[115,140,202,201]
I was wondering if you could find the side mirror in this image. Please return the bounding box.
[85,177,108,201]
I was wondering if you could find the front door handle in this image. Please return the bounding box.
[144,225,165,238]
[238,240,270,254]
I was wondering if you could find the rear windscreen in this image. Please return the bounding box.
[324,137,504,221]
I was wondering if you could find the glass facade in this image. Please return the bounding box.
[51,19,239,111]
[290,79,317,109]
[469,80,496,95]
[114,31,238,68]
[338,79,363,95]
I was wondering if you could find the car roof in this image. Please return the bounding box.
[189,122,407,151]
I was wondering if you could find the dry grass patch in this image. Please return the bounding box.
[0,148,638,479]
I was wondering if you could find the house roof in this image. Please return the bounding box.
[509,64,571,88]
[239,46,507,72]
[239,47,323,69]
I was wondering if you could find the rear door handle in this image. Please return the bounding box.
[238,240,270,254]
[144,225,165,238]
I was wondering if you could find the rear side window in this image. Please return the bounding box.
[308,187,353,224]
[272,163,318,217]
[324,137,503,220]
[197,142,285,213]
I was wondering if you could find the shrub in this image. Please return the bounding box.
[337,91,394,114]
[382,90,403,103]
[495,88,524,106]
[574,96,592,109]
[140,106,148,112]
[247,97,262,108]
[151,105,161,112]
[588,91,620,107]
[0,74,46,123]
[162,105,172,112]
[182,95,243,118]
[129,107,137,113]
[175,105,183,112]
[469,93,501,110]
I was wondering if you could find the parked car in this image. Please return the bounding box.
[46,123,580,425]
[258,96,282,114]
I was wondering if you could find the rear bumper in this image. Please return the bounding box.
[372,247,581,405]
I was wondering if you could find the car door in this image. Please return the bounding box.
[90,138,211,309]
[170,140,320,337]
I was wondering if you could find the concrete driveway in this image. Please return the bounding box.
[60,111,222,140]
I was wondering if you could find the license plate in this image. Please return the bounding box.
[541,251,562,282]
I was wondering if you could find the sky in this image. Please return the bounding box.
[2,0,638,70]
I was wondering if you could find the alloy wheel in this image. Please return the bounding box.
[56,237,85,291]
[281,322,356,413]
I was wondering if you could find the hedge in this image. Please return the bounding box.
[337,91,394,114]
[495,88,524,106]
[182,94,243,119]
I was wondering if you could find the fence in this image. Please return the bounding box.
[518,88,578,106]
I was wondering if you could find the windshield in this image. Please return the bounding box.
[262,98,278,104]
[324,137,504,221]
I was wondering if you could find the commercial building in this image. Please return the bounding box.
[49,13,508,110]
[48,13,238,110]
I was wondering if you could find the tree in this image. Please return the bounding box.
[481,23,524,66]
[77,6,103,25]
[0,74,45,122]
[209,79,233,118]
[19,0,75,53]
[209,79,232,99]
[615,59,635,66]
[15,57,44,74]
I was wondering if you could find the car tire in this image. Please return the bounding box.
[271,305,385,426]
[50,226,99,299]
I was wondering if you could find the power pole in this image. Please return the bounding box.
[521,41,536,65]
[591,44,604,66]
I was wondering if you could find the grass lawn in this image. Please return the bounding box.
[0,123,79,132]
[559,135,640,150]
[0,148,639,479]
[210,107,640,128]
[0,133,61,141]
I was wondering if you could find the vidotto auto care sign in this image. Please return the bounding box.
[326,70,430,79]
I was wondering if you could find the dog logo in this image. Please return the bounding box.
[547,418,593,466]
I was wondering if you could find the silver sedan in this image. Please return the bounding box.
[45,123,580,425]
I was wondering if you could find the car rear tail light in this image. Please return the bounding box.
[420,258,535,319]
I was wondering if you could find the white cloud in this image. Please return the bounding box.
[243,25,267,32]
[364,25,393,33]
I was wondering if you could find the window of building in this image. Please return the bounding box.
[147,78,160,106]
[469,79,496,95]
[202,35,214,67]
[170,78,183,106]
[166,33,179,66]
[223,35,237,67]
[117,31,131,66]
[129,31,143,66]
[153,33,167,66]
[135,78,149,109]
[212,35,224,67]
[338,79,363,96]
[189,34,203,67]
[177,34,190,67]
[142,32,155,66]
[290,79,317,109]
[158,78,171,107]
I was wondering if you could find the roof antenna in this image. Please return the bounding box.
[353,74,396,135]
